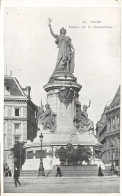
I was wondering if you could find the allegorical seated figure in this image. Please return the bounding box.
[48,18,75,73]
[74,100,94,133]
[37,103,56,132]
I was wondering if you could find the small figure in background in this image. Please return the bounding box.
[115,165,119,175]
[14,168,21,187]
[8,168,12,177]
[4,165,9,177]
[98,165,104,177]
[4,168,8,177]
[56,166,62,177]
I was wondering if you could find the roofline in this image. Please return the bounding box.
[105,105,120,114]
[110,86,120,108]
[97,123,107,134]
[28,99,37,110]
[13,77,26,96]
[4,75,26,96]
[4,96,28,100]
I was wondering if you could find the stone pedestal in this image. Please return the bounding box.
[44,71,81,134]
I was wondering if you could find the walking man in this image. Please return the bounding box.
[98,165,104,176]
[14,168,21,187]
[56,166,62,177]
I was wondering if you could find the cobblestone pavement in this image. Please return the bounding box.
[3,176,120,193]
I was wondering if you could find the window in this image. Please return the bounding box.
[35,150,46,159]
[112,117,115,125]
[112,117,116,131]
[8,107,12,117]
[108,151,110,161]
[14,123,21,134]
[107,118,111,132]
[14,136,20,144]
[117,116,120,124]
[35,111,37,118]
[4,133,6,149]
[15,108,19,116]
[15,124,19,129]
[27,151,33,159]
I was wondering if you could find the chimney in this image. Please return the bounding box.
[26,86,31,98]
[10,71,12,76]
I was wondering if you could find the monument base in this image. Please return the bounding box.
[22,130,103,172]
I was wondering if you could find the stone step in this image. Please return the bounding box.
[20,170,49,176]
[49,173,98,177]
[47,165,99,177]
[21,170,97,173]
[20,166,109,177]
[20,171,109,177]
[48,171,98,177]
[20,170,98,177]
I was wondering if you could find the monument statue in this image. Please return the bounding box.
[57,143,92,166]
[37,102,57,132]
[48,18,75,73]
[21,20,100,175]
[74,100,94,133]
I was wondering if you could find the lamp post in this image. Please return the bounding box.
[117,136,120,175]
[38,132,45,176]
[110,144,114,175]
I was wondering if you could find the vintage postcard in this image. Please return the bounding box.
[1,0,121,195]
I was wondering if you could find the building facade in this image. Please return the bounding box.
[4,75,38,171]
[96,86,120,169]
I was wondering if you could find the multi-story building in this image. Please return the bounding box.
[96,86,120,169]
[4,74,38,171]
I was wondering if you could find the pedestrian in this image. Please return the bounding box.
[8,169,12,177]
[115,165,119,175]
[56,166,62,177]
[14,168,21,187]
[98,165,104,176]
[4,167,9,177]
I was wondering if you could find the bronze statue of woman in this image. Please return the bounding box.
[48,18,75,73]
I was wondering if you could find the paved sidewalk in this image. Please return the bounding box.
[3,176,120,193]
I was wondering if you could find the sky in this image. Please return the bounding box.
[4,7,120,126]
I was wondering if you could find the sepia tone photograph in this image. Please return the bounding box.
[1,1,121,194]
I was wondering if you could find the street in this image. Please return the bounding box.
[4,176,120,193]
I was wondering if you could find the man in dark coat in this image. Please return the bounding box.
[98,165,104,176]
[14,168,21,187]
[56,166,62,177]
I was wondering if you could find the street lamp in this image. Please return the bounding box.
[110,144,114,175]
[38,132,45,176]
